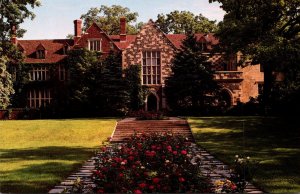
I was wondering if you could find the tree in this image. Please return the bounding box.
[165,33,220,114]
[209,0,300,113]
[80,5,140,34]
[0,0,40,108]
[0,56,14,109]
[101,51,130,115]
[65,48,101,115]
[155,11,218,34]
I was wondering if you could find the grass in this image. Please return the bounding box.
[0,118,117,193]
[188,116,300,193]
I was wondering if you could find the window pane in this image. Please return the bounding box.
[152,51,156,58]
[143,52,146,58]
[143,67,146,74]
[146,58,151,66]
[152,75,156,84]
[147,75,151,84]
[152,58,156,66]
[143,75,146,84]
[152,66,156,74]
[157,58,161,65]
[147,67,151,74]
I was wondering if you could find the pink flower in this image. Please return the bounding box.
[167,145,172,152]
[173,151,178,155]
[149,185,155,190]
[181,150,187,155]
[134,189,142,194]
[119,173,124,178]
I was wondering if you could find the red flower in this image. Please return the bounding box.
[119,173,124,178]
[151,145,157,150]
[173,151,178,155]
[134,189,143,194]
[139,182,147,189]
[128,156,135,161]
[149,185,155,190]
[152,177,160,184]
[179,177,185,182]
[181,150,187,155]
[97,189,104,193]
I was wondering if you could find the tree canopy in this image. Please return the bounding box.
[0,56,14,109]
[0,0,40,108]
[210,0,300,113]
[80,5,142,34]
[165,33,220,114]
[155,11,218,34]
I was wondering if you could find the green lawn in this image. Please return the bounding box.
[188,116,300,193]
[0,118,117,193]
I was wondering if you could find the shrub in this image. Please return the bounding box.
[92,132,213,193]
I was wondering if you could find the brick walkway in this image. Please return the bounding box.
[49,118,263,193]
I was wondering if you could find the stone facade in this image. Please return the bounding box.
[122,21,176,110]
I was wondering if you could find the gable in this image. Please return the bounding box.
[74,23,119,52]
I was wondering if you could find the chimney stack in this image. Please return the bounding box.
[74,19,82,42]
[11,26,17,44]
[120,17,126,42]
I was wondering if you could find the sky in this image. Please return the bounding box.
[20,0,225,40]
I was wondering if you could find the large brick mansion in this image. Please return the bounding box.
[13,18,264,111]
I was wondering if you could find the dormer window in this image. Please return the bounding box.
[200,41,207,51]
[88,39,101,51]
[63,45,69,55]
[36,43,46,59]
[37,50,45,59]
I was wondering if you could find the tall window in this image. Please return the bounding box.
[142,51,161,85]
[29,66,49,81]
[27,88,52,108]
[36,50,45,59]
[88,39,101,51]
[58,64,65,81]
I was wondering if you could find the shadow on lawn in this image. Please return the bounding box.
[0,146,96,193]
[190,116,300,192]
[0,146,95,161]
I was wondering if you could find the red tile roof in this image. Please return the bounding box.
[109,35,137,50]
[18,39,73,64]
[166,33,219,49]
[18,33,218,64]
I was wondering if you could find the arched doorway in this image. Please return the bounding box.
[147,94,158,111]
[220,89,232,108]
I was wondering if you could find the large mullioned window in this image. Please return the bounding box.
[29,66,49,81]
[27,88,52,108]
[142,51,161,85]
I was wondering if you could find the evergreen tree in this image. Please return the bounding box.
[0,56,14,109]
[165,33,219,114]
[102,51,130,115]
[66,49,101,115]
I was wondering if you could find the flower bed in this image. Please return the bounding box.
[92,133,213,193]
[127,110,168,120]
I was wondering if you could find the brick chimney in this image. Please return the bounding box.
[11,26,17,44]
[74,19,82,42]
[120,17,126,42]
